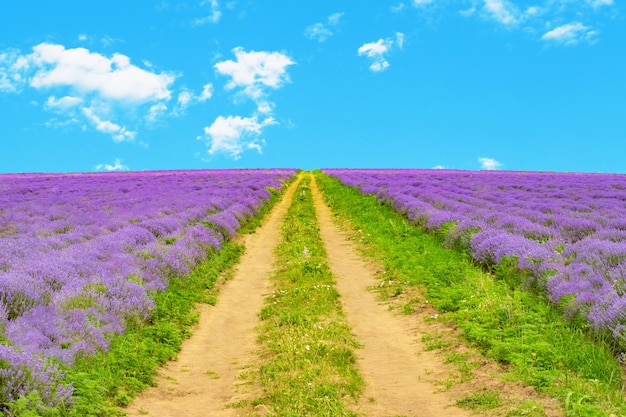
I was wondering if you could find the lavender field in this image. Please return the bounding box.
[324,169,626,351]
[0,169,296,409]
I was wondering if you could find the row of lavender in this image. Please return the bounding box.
[324,169,626,349]
[0,169,296,408]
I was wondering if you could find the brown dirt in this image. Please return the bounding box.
[123,177,300,417]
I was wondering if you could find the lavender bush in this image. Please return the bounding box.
[324,169,626,349]
[0,169,296,411]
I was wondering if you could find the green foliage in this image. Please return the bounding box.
[456,389,502,411]
[255,175,363,416]
[7,392,65,417]
[314,171,626,417]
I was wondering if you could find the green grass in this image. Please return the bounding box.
[253,175,363,416]
[456,389,502,411]
[314,170,626,417]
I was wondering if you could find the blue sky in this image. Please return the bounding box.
[0,1,624,173]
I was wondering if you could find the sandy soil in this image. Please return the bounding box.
[123,177,300,417]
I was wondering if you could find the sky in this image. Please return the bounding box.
[0,1,624,174]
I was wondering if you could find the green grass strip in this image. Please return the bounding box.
[314,171,626,417]
[255,175,363,416]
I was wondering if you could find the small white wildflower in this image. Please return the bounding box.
[305,345,310,351]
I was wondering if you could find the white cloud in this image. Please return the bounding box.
[0,43,179,142]
[358,35,404,72]
[432,165,446,170]
[305,23,333,43]
[146,102,168,123]
[541,22,596,45]
[78,34,88,42]
[202,115,276,159]
[177,90,193,108]
[304,12,344,42]
[327,12,343,26]
[45,95,83,111]
[257,101,274,114]
[95,158,129,172]
[413,0,433,6]
[478,157,503,170]
[199,82,213,101]
[214,47,295,100]
[83,107,136,142]
[483,0,520,25]
[194,0,222,25]
[27,43,174,103]
[0,50,28,92]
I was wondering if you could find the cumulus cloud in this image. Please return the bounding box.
[541,22,597,45]
[0,42,177,142]
[478,157,503,170]
[215,47,295,100]
[27,43,174,103]
[358,33,404,72]
[95,158,129,172]
[201,115,276,159]
[358,39,392,72]
[304,12,344,42]
[194,0,222,25]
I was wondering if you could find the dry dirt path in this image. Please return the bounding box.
[125,173,558,417]
[310,174,473,417]
[124,177,300,417]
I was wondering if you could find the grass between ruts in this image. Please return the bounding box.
[249,174,364,416]
[6,178,294,417]
[314,171,626,417]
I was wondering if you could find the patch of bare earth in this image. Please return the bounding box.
[310,174,563,417]
[123,178,299,417]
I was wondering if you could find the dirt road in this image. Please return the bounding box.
[125,172,559,416]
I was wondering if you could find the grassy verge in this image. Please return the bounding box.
[9,180,294,417]
[64,243,244,417]
[314,171,626,417]
[253,175,363,416]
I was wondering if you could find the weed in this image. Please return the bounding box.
[456,389,502,411]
